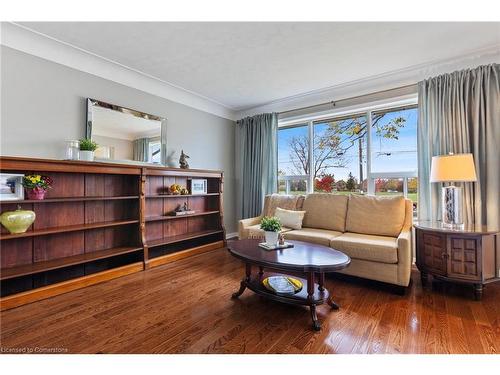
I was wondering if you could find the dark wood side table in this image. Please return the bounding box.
[414,221,499,300]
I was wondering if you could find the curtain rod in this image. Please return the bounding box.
[278,83,417,115]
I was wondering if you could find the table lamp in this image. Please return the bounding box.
[430,153,477,227]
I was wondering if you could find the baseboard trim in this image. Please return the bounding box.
[226,232,238,240]
[146,241,224,269]
[0,262,144,311]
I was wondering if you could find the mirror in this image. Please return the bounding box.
[86,98,167,165]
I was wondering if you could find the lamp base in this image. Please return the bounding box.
[441,185,463,227]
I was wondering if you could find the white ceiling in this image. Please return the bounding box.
[17,22,500,111]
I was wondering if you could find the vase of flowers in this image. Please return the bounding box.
[79,138,98,161]
[22,175,53,200]
[260,216,282,246]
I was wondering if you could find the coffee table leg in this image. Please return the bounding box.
[327,280,340,309]
[232,263,251,299]
[318,272,325,291]
[307,272,321,331]
[318,272,339,310]
[310,305,321,331]
[327,298,340,310]
[258,266,264,280]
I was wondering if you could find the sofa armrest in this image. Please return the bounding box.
[396,229,412,286]
[238,216,262,239]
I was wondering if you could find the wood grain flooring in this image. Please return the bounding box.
[1,247,499,354]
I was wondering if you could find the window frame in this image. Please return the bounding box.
[277,96,418,199]
[148,140,162,164]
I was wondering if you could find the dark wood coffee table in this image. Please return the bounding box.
[227,239,351,331]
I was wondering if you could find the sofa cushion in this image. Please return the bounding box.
[330,232,398,264]
[302,193,348,232]
[283,228,342,247]
[247,224,293,239]
[263,194,305,217]
[345,195,405,237]
[275,207,306,230]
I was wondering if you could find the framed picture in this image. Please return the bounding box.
[190,179,207,195]
[0,173,24,201]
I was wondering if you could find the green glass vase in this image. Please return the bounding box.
[0,206,36,234]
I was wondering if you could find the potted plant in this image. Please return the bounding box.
[22,174,53,200]
[260,216,282,246]
[79,138,98,161]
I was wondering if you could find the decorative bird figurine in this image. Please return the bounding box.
[179,150,190,169]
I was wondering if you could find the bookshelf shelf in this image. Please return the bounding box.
[145,211,220,222]
[0,219,139,240]
[1,246,143,281]
[145,193,219,199]
[147,230,224,248]
[0,196,139,205]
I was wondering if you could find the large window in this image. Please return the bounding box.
[277,103,418,213]
[371,107,417,174]
[313,114,367,194]
[278,124,309,194]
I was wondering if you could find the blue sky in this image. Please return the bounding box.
[278,108,417,181]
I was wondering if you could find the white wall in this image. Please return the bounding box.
[0,46,237,233]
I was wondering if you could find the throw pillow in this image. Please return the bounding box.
[274,207,306,230]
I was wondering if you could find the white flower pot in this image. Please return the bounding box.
[79,150,95,161]
[264,231,279,246]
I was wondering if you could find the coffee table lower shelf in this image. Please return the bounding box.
[231,269,339,331]
[245,275,329,306]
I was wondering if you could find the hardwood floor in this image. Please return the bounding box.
[1,247,499,354]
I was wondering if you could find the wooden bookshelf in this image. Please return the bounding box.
[142,165,226,266]
[0,156,226,310]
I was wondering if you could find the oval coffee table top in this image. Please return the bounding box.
[227,239,350,273]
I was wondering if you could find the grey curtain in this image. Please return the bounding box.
[417,63,499,230]
[133,137,150,162]
[235,113,278,219]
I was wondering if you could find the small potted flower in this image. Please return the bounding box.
[260,216,282,246]
[22,175,53,200]
[79,138,98,161]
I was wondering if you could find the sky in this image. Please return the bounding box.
[278,107,418,181]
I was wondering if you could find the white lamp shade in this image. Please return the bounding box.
[430,153,477,182]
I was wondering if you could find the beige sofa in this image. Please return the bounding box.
[238,193,413,288]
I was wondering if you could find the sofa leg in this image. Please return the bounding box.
[420,271,428,287]
[393,285,407,296]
